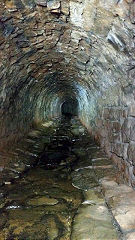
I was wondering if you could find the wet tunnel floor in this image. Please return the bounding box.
[0,118,134,240]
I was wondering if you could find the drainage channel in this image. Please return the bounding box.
[0,118,126,240]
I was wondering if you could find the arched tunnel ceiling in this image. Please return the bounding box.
[0,0,135,148]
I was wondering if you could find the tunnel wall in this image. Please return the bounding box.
[0,0,135,186]
[68,0,135,187]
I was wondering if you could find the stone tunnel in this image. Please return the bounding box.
[0,0,135,239]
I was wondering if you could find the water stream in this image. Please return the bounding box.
[0,118,119,240]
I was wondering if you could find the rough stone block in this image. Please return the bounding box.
[107,31,126,52]
[113,204,135,232]
[108,132,121,143]
[22,0,36,8]
[104,120,112,131]
[96,118,104,128]
[127,142,135,164]
[47,0,60,11]
[129,165,135,188]
[112,142,128,160]
[109,108,120,121]
[76,61,86,71]
[111,153,125,176]
[61,1,69,16]
[129,1,135,24]
[70,1,84,28]
[104,141,112,157]
[111,121,121,133]
[121,117,134,143]
[130,121,135,142]
[102,108,110,120]
[128,103,135,117]
[99,128,108,138]
[108,108,127,121]
[35,0,47,6]
[121,108,128,118]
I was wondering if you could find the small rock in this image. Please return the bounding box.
[28,196,59,206]
[6,205,21,210]
[5,182,11,185]
[84,189,104,205]
[42,121,53,127]
[61,1,69,15]
[47,0,60,11]
[35,0,47,6]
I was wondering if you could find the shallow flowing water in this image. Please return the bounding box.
[0,118,119,240]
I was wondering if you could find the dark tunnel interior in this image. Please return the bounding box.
[61,98,78,118]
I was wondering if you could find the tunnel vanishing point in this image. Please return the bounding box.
[0,0,135,189]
